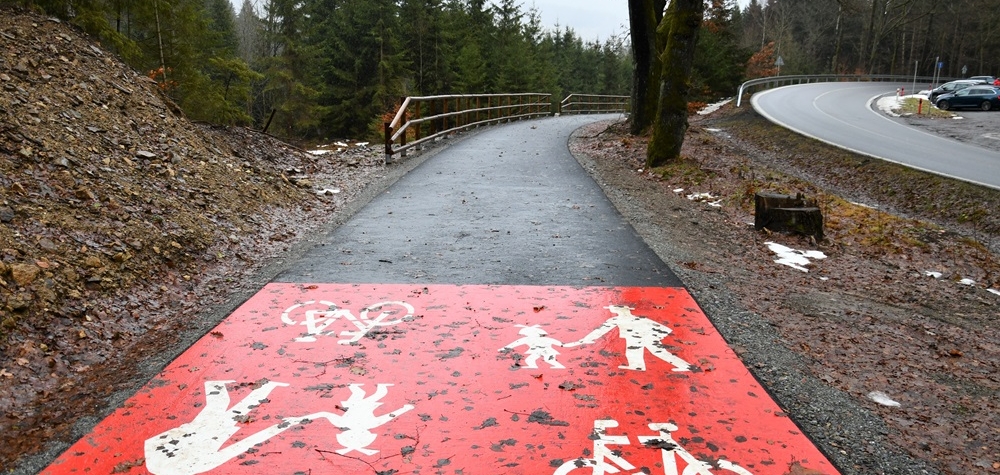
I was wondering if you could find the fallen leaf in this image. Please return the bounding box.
[785,462,827,475]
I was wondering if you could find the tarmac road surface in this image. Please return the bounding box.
[752,82,1000,190]
[276,114,681,287]
[35,114,843,475]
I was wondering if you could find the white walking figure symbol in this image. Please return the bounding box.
[332,383,414,455]
[144,380,341,475]
[500,324,565,369]
[553,419,755,475]
[144,381,412,475]
[563,305,693,372]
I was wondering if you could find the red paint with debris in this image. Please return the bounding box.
[44,284,840,475]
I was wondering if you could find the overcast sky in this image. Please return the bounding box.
[231,0,752,44]
[520,0,628,42]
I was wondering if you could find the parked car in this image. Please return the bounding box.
[928,79,989,103]
[935,86,1000,111]
[969,75,996,85]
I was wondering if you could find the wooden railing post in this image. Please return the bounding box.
[400,108,407,149]
[415,99,422,143]
[384,121,392,157]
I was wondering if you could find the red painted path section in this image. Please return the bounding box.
[44,284,839,475]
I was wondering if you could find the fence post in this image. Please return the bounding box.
[400,108,407,152]
[384,121,392,158]
[415,99,422,145]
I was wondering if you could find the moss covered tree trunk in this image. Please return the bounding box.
[646,0,703,168]
[627,0,666,135]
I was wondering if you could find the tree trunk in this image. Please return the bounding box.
[754,192,824,240]
[154,0,167,85]
[627,0,665,135]
[646,0,703,168]
[832,1,843,72]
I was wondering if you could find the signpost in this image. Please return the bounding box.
[43,284,840,475]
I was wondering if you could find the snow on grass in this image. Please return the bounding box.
[685,191,722,207]
[766,242,827,272]
[697,98,732,115]
[868,391,902,407]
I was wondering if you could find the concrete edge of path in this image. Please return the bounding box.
[568,120,941,475]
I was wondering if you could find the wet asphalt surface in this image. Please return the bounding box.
[17,113,941,475]
[276,114,680,288]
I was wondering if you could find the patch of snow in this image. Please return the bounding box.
[876,94,935,118]
[766,242,827,272]
[687,192,716,201]
[924,271,943,279]
[697,98,732,115]
[868,391,901,407]
[356,142,370,147]
[988,288,1000,296]
[876,96,904,117]
[309,149,333,155]
[673,188,685,193]
[335,141,349,147]
[959,278,976,286]
[705,128,722,132]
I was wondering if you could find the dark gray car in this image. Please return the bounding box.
[928,79,989,103]
[935,86,1000,111]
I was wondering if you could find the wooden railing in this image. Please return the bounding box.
[384,93,552,160]
[560,94,629,115]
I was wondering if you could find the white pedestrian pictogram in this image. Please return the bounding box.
[563,305,692,372]
[333,383,415,455]
[144,381,412,475]
[499,324,566,369]
[553,419,755,475]
[280,300,413,344]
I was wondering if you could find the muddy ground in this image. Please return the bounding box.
[2,6,999,475]
[569,105,999,475]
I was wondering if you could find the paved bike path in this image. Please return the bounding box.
[275,114,680,286]
[41,115,840,475]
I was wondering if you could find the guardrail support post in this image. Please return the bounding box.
[384,122,392,160]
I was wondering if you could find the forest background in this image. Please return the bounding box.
[6,0,1000,143]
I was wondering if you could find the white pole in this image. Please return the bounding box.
[912,60,918,97]
[931,56,941,89]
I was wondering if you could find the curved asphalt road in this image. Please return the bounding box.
[277,114,681,287]
[751,82,1000,190]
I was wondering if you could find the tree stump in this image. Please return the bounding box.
[754,192,824,240]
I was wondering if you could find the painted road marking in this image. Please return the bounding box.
[44,284,840,474]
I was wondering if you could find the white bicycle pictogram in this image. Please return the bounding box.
[553,420,754,475]
[281,300,414,344]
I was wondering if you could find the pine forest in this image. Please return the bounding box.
[6,0,1000,142]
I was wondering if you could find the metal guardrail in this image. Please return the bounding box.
[384,93,552,159]
[735,74,951,107]
[560,94,629,115]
